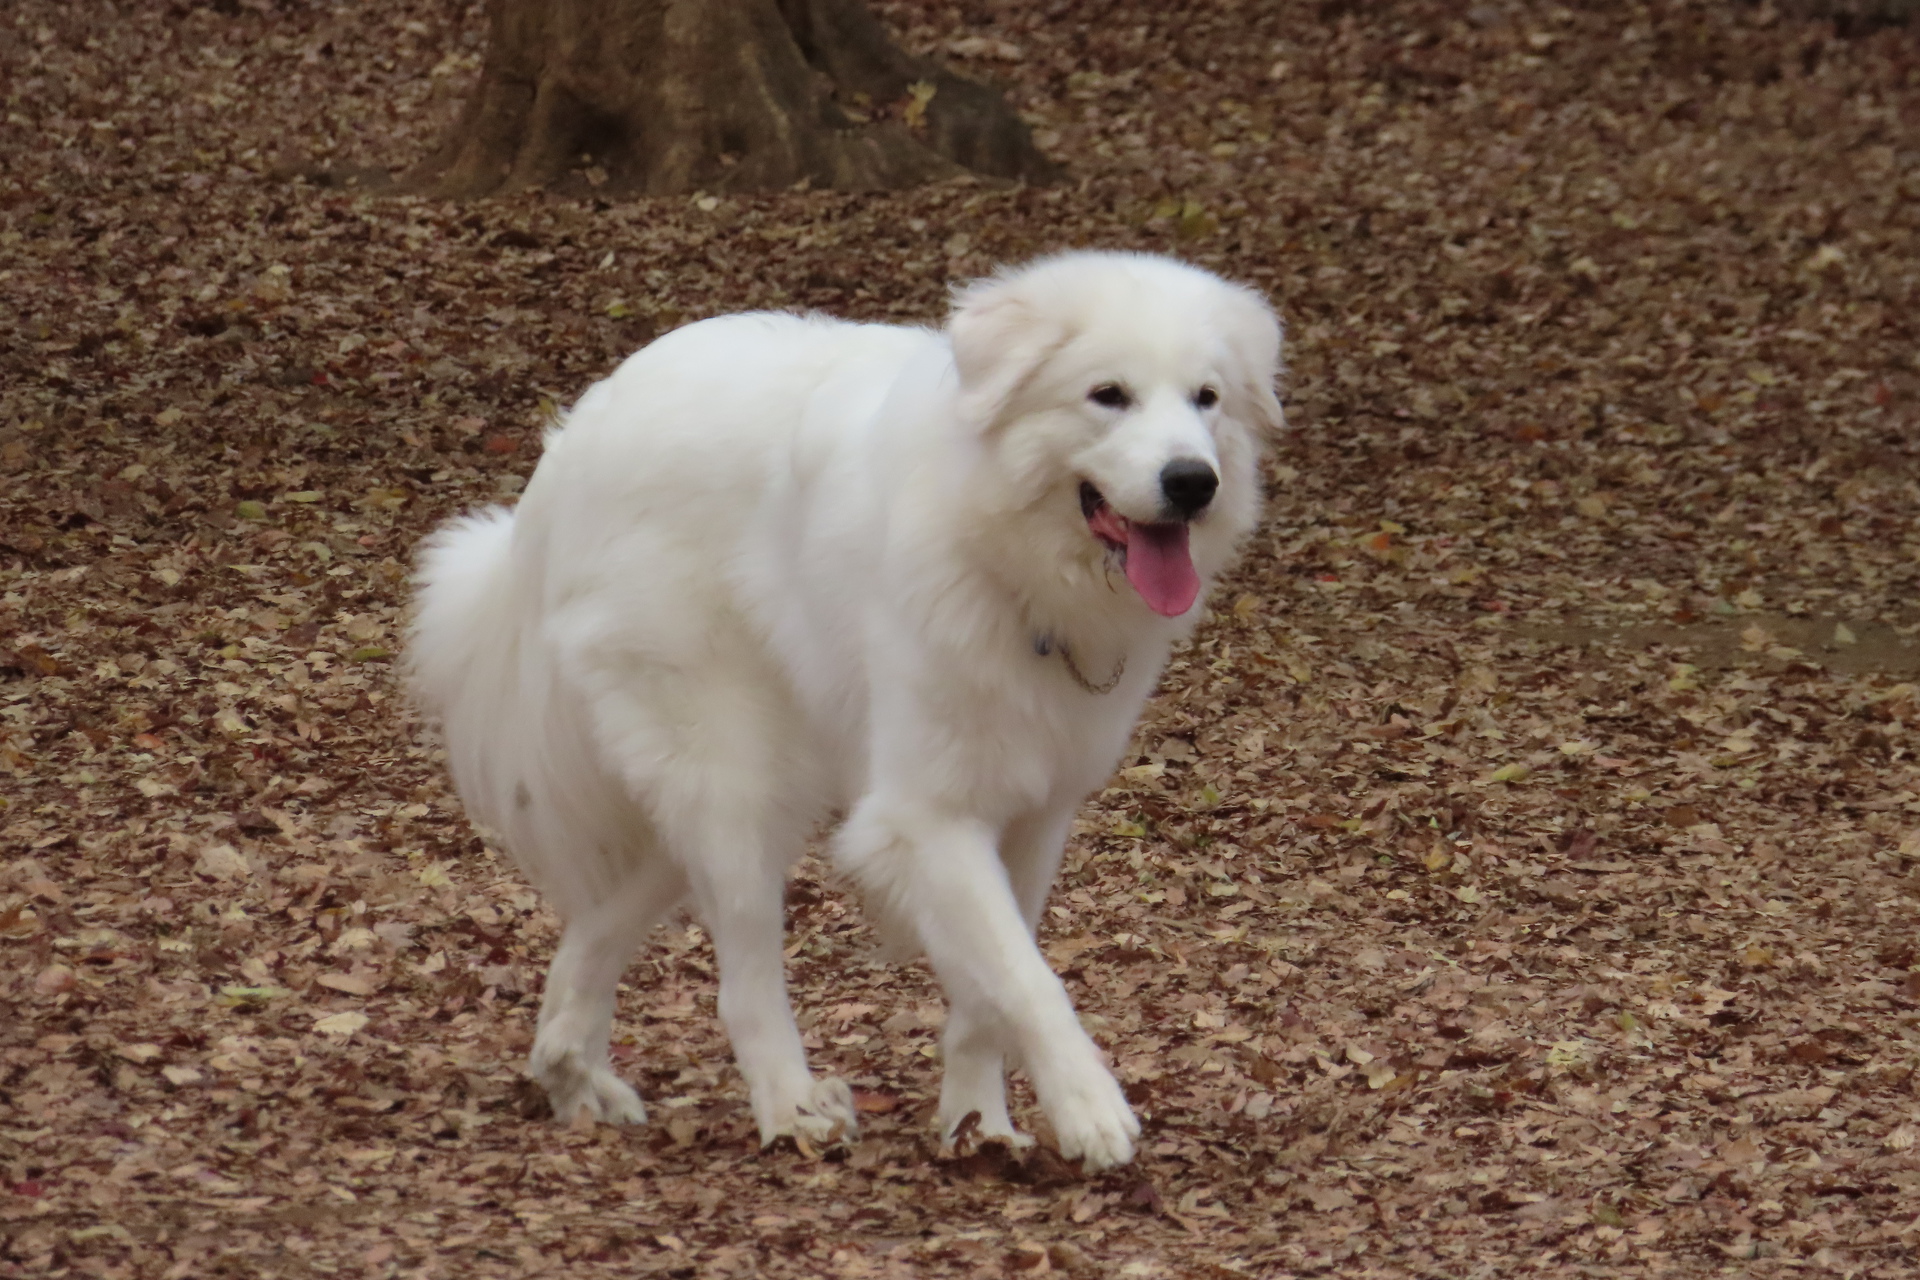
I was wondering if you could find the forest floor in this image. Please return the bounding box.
[4,1,1919,1277]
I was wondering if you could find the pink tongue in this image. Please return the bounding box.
[1124,521,1200,617]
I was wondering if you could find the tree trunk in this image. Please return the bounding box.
[407,0,1059,198]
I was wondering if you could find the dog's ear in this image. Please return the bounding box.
[1217,286,1287,443]
[948,275,1070,430]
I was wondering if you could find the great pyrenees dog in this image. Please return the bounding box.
[409,251,1282,1170]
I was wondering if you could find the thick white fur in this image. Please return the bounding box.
[409,251,1283,1170]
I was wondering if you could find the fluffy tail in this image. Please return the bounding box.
[408,507,521,726]
[408,503,651,915]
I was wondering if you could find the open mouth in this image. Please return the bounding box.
[1079,481,1201,618]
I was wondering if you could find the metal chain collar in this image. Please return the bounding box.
[1032,632,1126,695]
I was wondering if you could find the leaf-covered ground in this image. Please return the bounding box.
[4,1,1919,1276]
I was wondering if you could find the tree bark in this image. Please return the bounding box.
[406,0,1059,198]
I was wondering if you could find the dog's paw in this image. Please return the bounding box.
[550,1068,649,1126]
[1044,1072,1139,1171]
[530,1044,648,1126]
[757,1076,859,1147]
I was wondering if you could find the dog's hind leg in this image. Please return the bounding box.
[670,817,857,1148]
[935,804,1075,1149]
[558,638,853,1148]
[529,855,687,1125]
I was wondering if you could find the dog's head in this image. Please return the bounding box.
[948,252,1283,619]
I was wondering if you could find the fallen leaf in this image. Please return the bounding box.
[194,843,251,880]
[34,965,75,995]
[312,1011,369,1039]
[1305,1185,1355,1212]
[902,80,937,130]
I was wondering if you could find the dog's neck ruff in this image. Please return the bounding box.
[1031,632,1127,695]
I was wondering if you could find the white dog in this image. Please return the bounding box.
[409,251,1282,1170]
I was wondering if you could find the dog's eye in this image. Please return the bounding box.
[1088,384,1131,409]
[1193,386,1220,409]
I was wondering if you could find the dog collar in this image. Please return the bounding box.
[1032,632,1126,695]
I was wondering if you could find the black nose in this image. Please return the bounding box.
[1160,458,1218,519]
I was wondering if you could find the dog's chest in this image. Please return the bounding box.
[861,646,1141,814]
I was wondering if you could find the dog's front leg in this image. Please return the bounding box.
[934,803,1078,1150]
[838,799,1137,1170]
